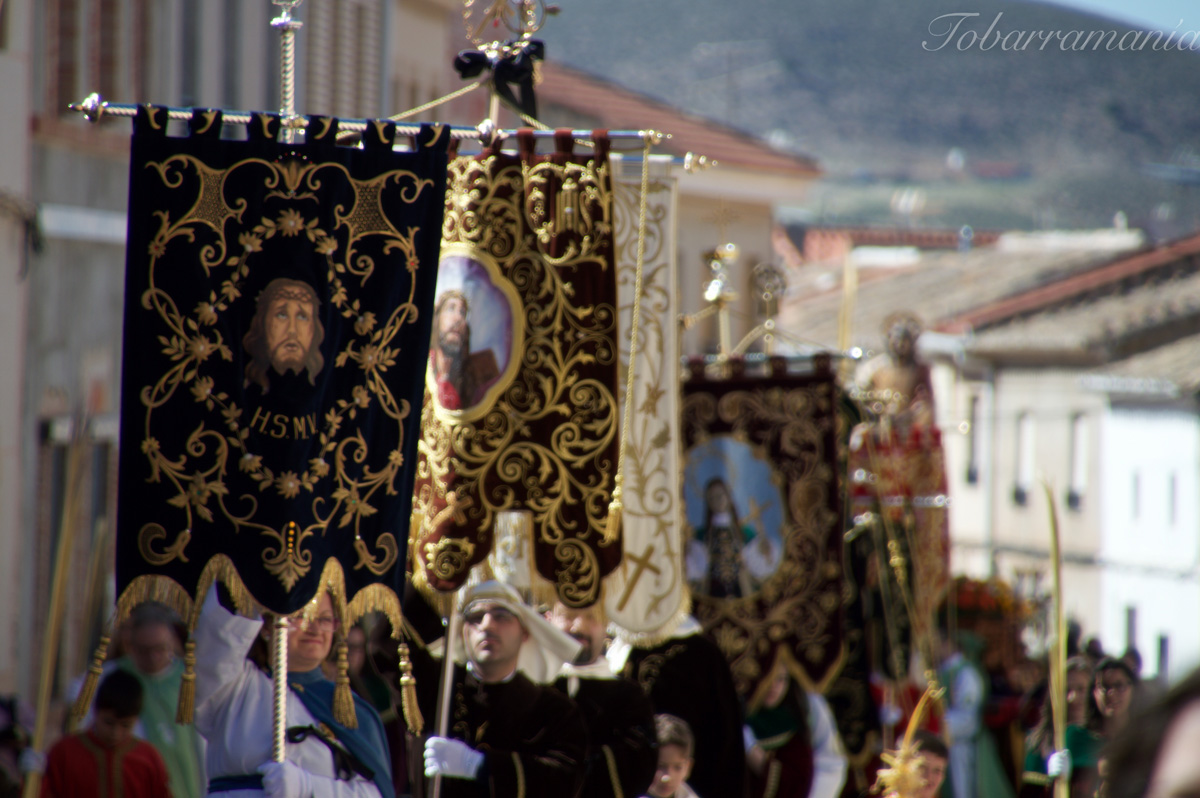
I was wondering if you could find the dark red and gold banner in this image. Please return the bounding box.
[679,356,844,697]
[411,131,621,607]
[115,107,450,619]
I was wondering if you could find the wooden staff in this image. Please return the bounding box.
[837,249,858,353]
[22,438,88,798]
[1042,482,1068,798]
[431,608,463,798]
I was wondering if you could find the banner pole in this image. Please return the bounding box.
[21,435,88,798]
[272,615,290,762]
[267,0,304,762]
[431,608,463,798]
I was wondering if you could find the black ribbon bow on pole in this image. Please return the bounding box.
[453,39,545,120]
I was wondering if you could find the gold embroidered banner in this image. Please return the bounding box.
[602,160,688,640]
[115,107,450,620]
[411,131,621,607]
[680,356,845,696]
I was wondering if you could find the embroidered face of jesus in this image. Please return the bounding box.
[243,278,326,393]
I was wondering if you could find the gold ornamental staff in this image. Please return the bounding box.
[1042,481,1068,798]
[22,437,89,798]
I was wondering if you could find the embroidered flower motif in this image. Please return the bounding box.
[195,301,219,326]
[359,345,380,371]
[238,232,263,252]
[190,376,215,404]
[276,471,301,499]
[188,335,215,361]
[278,209,306,237]
[354,312,376,336]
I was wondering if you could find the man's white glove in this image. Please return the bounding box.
[18,749,45,775]
[424,737,485,780]
[258,760,314,798]
[1047,750,1072,780]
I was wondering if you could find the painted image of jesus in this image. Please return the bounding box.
[429,289,500,410]
[242,277,325,394]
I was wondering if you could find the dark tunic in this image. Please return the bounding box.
[410,650,587,798]
[621,633,747,798]
[550,676,657,798]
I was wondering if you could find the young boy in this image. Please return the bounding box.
[41,669,171,798]
[646,714,698,798]
[911,731,949,798]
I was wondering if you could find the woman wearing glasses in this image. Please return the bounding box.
[191,586,393,797]
[1083,657,1138,798]
[1087,657,1137,742]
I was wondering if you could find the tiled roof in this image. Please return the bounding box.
[968,265,1200,357]
[535,61,821,178]
[1083,331,1200,396]
[941,230,1200,333]
[774,245,1120,356]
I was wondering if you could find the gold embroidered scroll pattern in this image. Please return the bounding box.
[412,154,618,604]
[137,155,431,586]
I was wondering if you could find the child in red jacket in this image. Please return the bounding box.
[41,669,171,798]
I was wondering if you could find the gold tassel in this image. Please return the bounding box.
[603,476,623,544]
[70,634,111,725]
[397,643,423,736]
[175,640,196,724]
[333,637,358,729]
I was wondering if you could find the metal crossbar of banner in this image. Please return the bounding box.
[68,94,661,146]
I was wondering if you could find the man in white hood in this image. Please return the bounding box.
[416,581,589,798]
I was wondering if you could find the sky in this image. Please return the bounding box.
[1044,0,1196,31]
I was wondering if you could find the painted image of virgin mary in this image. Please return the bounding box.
[686,477,780,598]
[242,277,326,394]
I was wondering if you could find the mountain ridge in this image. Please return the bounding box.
[537,0,1200,231]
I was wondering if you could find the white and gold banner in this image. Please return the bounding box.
[603,158,687,641]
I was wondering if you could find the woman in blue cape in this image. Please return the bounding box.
[192,586,393,798]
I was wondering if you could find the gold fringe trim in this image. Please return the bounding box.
[114,554,411,732]
[344,581,405,640]
[70,633,111,725]
[176,640,196,724]
[397,642,424,736]
[333,637,358,728]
